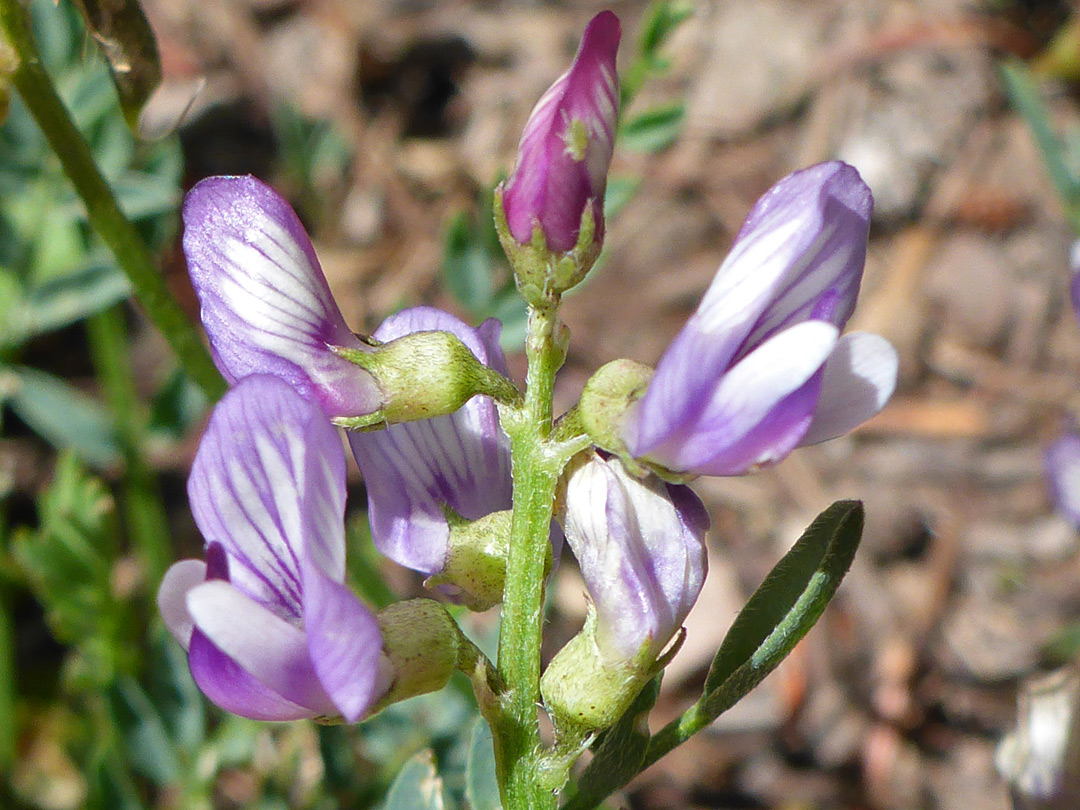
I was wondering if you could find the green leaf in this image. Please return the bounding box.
[618,104,685,153]
[442,212,496,312]
[465,717,501,810]
[572,675,660,804]
[703,500,864,695]
[7,366,121,469]
[999,59,1080,228]
[488,290,527,352]
[107,676,183,786]
[383,749,447,810]
[3,261,132,348]
[12,452,129,685]
[638,1,694,61]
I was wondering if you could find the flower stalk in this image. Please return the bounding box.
[495,296,569,810]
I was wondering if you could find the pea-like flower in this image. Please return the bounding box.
[1045,429,1080,527]
[541,453,708,731]
[499,10,620,277]
[183,175,382,419]
[348,306,520,610]
[622,161,898,477]
[157,375,387,722]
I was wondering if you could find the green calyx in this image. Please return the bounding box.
[493,186,601,304]
[332,331,521,430]
[425,509,513,612]
[578,359,699,484]
[540,610,654,736]
[371,599,463,710]
[578,358,651,462]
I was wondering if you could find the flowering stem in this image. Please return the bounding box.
[495,297,567,810]
[0,0,227,402]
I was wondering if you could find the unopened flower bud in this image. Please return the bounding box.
[373,599,463,709]
[496,11,620,299]
[542,454,707,733]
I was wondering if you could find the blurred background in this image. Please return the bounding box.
[5,0,1080,807]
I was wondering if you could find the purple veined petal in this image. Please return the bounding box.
[633,163,871,449]
[183,175,381,418]
[301,556,387,722]
[799,332,898,447]
[157,559,207,649]
[188,375,348,620]
[188,630,315,721]
[187,580,337,716]
[502,11,620,252]
[1046,432,1080,527]
[349,308,513,576]
[1070,240,1080,320]
[630,320,839,474]
[564,455,708,663]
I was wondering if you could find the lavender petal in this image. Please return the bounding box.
[183,175,381,418]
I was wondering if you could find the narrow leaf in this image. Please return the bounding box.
[383,749,447,810]
[618,104,684,153]
[107,676,183,786]
[704,500,864,695]
[8,366,121,469]
[999,60,1080,223]
[465,717,501,810]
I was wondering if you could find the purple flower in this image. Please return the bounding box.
[563,453,708,662]
[348,307,513,582]
[1046,430,1080,527]
[157,375,387,722]
[501,11,620,254]
[183,176,382,419]
[1070,240,1080,320]
[623,162,898,477]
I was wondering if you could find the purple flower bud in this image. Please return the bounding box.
[347,307,516,592]
[501,11,620,254]
[541,454,707,731]
[183,176,381,419]
[157,375,387,722]
[1045,430,1080,527]
[563,454,708,662]
[623,162,898,477]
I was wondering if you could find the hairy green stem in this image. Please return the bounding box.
[495,298,567,810]
[0,0,226,402]
[87,308,172,584]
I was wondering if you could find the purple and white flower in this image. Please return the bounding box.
[158,375,387,722]
[563,453,708,663]
[623,161,898,477]
[348,307,514,581]
[1045,429,1080,527]
[501,10,620,254]
[183,176,381,419]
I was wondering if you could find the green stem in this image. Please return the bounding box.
[0,0,226,402]
[87,307,172,584]
[494,299,567,810]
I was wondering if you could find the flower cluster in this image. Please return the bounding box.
[159,10,897,735]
